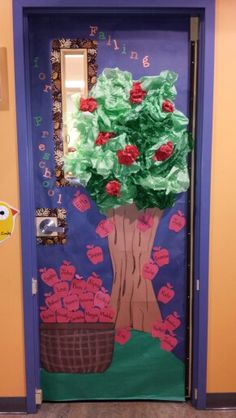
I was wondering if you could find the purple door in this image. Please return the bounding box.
[28,12,192,401]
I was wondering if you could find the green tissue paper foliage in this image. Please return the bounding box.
[64,68,192,213]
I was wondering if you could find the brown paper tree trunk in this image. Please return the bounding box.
[107,204,163,333]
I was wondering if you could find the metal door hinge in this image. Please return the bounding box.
[32,278,38,295]
[190,17,199,42]
[194,388,198,400]
[35,388,42,405]
[196,279,200,291]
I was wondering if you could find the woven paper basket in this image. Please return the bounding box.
[40,323,115,373]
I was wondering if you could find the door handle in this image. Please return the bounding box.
[39,218,65,235]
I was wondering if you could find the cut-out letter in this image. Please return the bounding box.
[43,167,52,179]
[39,161,46,169]
[41,131,49,138]
[143,55,150,68]
[113,39,119,50]
[107,35,112,46]
[89,26,98,36]
[33,57,39,68]
[43,152,51,160]
[39,144,46,151]
[121,44,127,55]
[34,116,42,127]
[43,84,51,93]
[42,181,49,188]
[130,51,138,60]
[99,32,106,40]
[57,194,62,204]
[39,72,46,80]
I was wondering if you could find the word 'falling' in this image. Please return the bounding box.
[89,26,150,68]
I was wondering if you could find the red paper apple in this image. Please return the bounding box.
[60,260,76,281]
[164,312,181,331]
[169,211,186,232]
[96,219,114,238]
[53,281,69,298]
[160,334,178,352]
[94,288,111,309]
[85,307,100,323]
[63,294,80,311]
[70,277,87,295]
[142,259,159,280]
[153,247,170,267]
[72,190,91,212]
[79,292,94,310]
[137,214,154,232]
[115,328,131,345]
[69,310,85,323]
[86,273,103,293]
[86,245,104,264]
[152,320,167,339]
[157,283,175,304]
[99,307,115,323]
[40,308,56,323]
[40,268,59,287]
[57,308,70,323]
[45,293,62,312]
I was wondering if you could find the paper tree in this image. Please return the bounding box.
[65,68,192,333]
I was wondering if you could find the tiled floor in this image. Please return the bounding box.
[3,402,236,418]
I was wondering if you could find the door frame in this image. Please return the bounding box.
[13,0,215,413]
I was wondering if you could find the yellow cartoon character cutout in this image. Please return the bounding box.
[0,201,19,244]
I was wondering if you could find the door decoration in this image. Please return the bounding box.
[39,68,191,374]
[40,261,115,373]
[29,13,191,400]
[65,67,192,333]
[0,201,19,244]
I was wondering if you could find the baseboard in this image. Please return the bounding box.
[206,393,236,409]
[0,397,27,413]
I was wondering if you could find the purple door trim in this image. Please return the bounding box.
[13,0,215,412]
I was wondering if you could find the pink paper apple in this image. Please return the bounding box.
[157,283,175,304]
[115,328,131,345]
[69,310,85,323]
[153,247,169,267]
[142,259,159,280]
[86,245,104,264]
[169,211,186,232]
[160,334,178,352]
[86,273,103,293]
[72,191,91,212]
[40,308,56,323]
[60,260,76,281]
[79,292,94,310]
[164,312,181,331]
[137,214,154,232]
[99,307,115,323]
[70,277,87,295]
[63,294,79,311]
[53,281,69,298]
[94,288,111,309]
[57,308,70,323]
[45,293,62,312]
[40,268,59,287]
[85,307,100,323]
[152,320,167,339]
[96,219,114,238]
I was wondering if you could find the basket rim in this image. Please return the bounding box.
[40,322,115,330]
